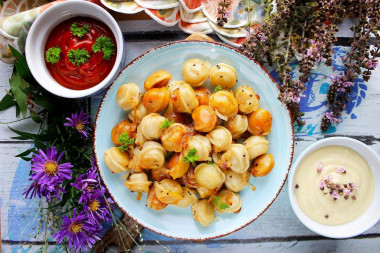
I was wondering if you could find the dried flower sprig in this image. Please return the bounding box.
[217,0,231,27]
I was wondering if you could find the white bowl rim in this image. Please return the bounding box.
[93,40,296,241]
[25,0,124,98]
[288,136,380,239]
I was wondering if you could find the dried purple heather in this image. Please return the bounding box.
[319,174,359,201]
[53,209,101,252]
[317,162,324,173]
[64,109,92,139]
[217,0,231,27]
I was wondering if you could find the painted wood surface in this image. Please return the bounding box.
[1,19,380,252]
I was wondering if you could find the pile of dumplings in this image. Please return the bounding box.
[104,58,274,226]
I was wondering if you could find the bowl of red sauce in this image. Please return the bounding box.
[25,0,124,98]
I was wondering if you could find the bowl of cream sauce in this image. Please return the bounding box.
[288,137,380,238]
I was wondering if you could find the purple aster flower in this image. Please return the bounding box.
[54,209,101,252]
[83,189,112,225]
[64,109,91,139]
[30,147,73,185]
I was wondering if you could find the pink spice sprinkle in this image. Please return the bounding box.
[332,190,339,199]
[344,188,352,195]
[327,174,333,181]
[352,183,359,191]
[319,180,325,189]
[336,167,346,173]
[317,162,324,173]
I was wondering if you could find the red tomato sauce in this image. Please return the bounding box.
[44,17,117,90]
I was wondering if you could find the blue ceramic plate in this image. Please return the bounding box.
[94,41,294,240]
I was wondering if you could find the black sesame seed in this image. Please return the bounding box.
[295,184,299,189]
[149,100,152,103]
[250,94,253,97]
[324,214,329,219]
[249,102,252,105]
[193,64,196,66]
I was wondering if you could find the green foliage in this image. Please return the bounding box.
[92,36,115,60]
[68,48,90,66]
[70,22,90,38]
[118,132,135,152]
[160,118,174,129]
[213,85,222,93]
[45,47,61,64]
[183,148,199,166]
[213,196,230,210]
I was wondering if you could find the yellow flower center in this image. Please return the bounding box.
[69,223,83,234]
[75,122,84,131]
[44,161,58,175]
[89,200,100,212]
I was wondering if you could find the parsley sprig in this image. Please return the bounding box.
[92,36,115,60]
[67,49,90,66]
[160,118,174,129]
[70,22,90,38]
[183,148,199,166]
[213,196,230,210]
[45,47,61,64]
[118,132,134,152]
[213,85,222,93]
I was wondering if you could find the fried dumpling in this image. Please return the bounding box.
[142,87,170,113]
[167,152,190,179]
[124,172,151,192]
[206,126,232,153]
[160,123,188,152]
[140,113,166,140]
[209,63,238,89]
[154,179,183,204]
[234,85,260,114]
[220,144,250,173]
[138,141,166,169]
[247,108,272,136]
[224,114,248,139]
[168,81,199,114]
[104,147,130,173]
[213,189,241,213]
[175,187,198,208]
[224,169,250,192]
[194,163,225,190]
[147,184,168,210]
[251,153,275,177]
[191,199,215,226]
[243,135,269,160]
[182,58,210,87]
[192,105,217,132]
[144,70,172,90]
[184,135,212,161]
[116,83,141,111]
[111,119,136,146]
[209,90,238,120]
[128,99,148,123]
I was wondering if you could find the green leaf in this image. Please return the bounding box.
[30,112,43,123]
[213,196,230,210]
[9,75,28,118]
[45,47,61,64]
[70,22,90,38]
[183,148,199,165]
[92,36,115,60]
[9,45,34,83]
[160,118,174,129]
[118,132,134,151]
[33,96,54,113]
[0,94,16,111]
[67,49,90,66]
[214,85,222,93]
[15,148,34,158]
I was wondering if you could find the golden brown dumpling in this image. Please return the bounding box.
[175,187,198,208]
[194,163,225,189]
[196,186,214,199]
[192,105,217,132]
[128,100,148,123]
[167,152,190,179]
[140,113,166,140]
[168,81,199,114]
[144,70,172,90]
[160,123,188,152]
[234,85,260,114]
[224,114,248,139]
[154,179,183,204]
[209,63,238,89]
[220,144,250,173]
[184,135,212,161]
[251,153,275,177]
[191,199,215,226]
[104,147,130,173]
[147,184,168,210]
[247,108,272,136]
[213,189,241,213]
[206,126,232,153]
[128,147,143,172]
[194,87,211,106]
[116,83,141,111]
[182,59,210,87]
[138,141,166,169]
[243,136,269,160]
[142,87,170,113]
[124,172,151,192]
[224,169,250,192]
[151,164,171,181]
[111,120,136,146]
[209,90,239,120]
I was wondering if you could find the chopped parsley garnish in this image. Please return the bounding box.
[45,47,61,64]
[213,196,230,210]
[183,148,199,166]
[92,36,115,60]
[70,22,90,38]
[160,118,174,129]
[67,48,90,66]
[118,132,134,152]
[213,85,222,93]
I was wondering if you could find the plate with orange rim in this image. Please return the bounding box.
[93,40,294,240]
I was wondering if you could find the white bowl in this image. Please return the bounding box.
[25,0,124,98]
[288,137,380,238]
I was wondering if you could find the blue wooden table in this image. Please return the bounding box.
[1,19,380,252]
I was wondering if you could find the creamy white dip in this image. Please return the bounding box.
[294,145,374,225]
